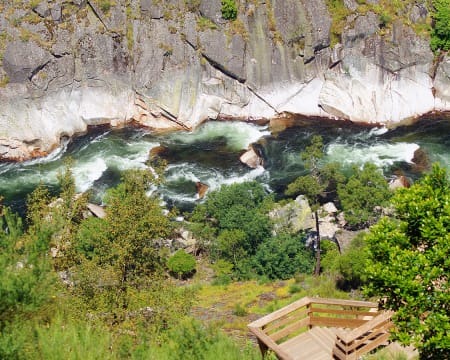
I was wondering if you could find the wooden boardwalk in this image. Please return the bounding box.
[248,297,403,360]
[279,327,340,360]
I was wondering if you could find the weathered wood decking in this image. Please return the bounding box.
[248,297,399,360]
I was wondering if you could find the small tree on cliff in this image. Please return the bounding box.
[365,164,450,358]
[285,135,344,275]
[337,163,391,229]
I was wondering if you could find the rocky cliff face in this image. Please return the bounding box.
[0,0,448,160]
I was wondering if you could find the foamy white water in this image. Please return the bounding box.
[326,142,420,168]
[167,122,270,151]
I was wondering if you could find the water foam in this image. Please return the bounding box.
[326,142,420,168]
[73,157,108,192]
[168,121,270,151]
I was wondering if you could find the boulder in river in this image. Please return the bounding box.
[240,145,264,168]
[389,175,410,191]
[196,182,209,199]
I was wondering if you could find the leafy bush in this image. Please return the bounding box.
[191,181,273,271]
[337,163,391,229]
[431,0,450,51]
[365,164,450,358]
[221,0,237,20]
[334,232,368,290]
[149,319,260,360]
[252,233,314,280]
[167,250,196,279]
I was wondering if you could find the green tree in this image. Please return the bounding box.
[431,0,450,52]
[285,135,344,275]
[365,164,450,358]
[337,163,391,229]
[74,169,174,312]
[252,233,314,280]
[190,181,273,274]
[332,232,368,290]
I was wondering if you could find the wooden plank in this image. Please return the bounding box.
[248,326,293,360]
[338,311,393,344]
[264,308,309,333]
[280,332,331,360]
[248,297,311,329]
[355,332,391,357]
[309,327,337,353]
[270,317,310,342]
[310,316,366,328]
[345,328,390,353]
[309,298,378,308]
[310,308,379,317]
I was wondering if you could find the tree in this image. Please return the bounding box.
[430,0,450,52]
[252,233,314,280]
[74,168,175,313]
[365,164,450,359]
[285,135,344,275]
[190,181,273,274]
[337,163,391,229]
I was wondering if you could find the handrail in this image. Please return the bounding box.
[333,310,394,360]
[337,310,394,345]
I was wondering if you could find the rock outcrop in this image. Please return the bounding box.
[0,0,448,160]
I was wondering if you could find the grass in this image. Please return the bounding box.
[192,273,356,336]
[196,16,217,32]
[325,0,432,46]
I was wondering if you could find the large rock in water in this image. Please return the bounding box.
[0,1,448,160]
[240,145,264,168]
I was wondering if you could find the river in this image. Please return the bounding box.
[0,114,449,215]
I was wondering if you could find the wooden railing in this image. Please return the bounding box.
[333,310,393,360]
[248,297,393,360]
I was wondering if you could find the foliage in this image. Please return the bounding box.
[365,164,450,358]
[334,232,368,290]
[191,181,273,275]
[252,233,314,280]
[285,135,344,275]
[148,319,260,360]
[167,250,196,279]
[74,168,175,313]
[337,163,391,229]
[431,0,450,51]
[221,0,238,20]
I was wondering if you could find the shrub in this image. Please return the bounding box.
[221,0,237,20]
[167,250,196,279]
[337,163,391,229]
[232,303,248,316]
[252,233,314,280]
[431,0,450,51]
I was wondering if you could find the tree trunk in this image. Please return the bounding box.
[314,210,321,276]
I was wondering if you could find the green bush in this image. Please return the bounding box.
[334,232,368,290]
[167,250,196,279]
[190,181,273,273]
[431,0,450,51]
[337,163,391,229]
[221,0,237,20]
[252,233,314,280]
